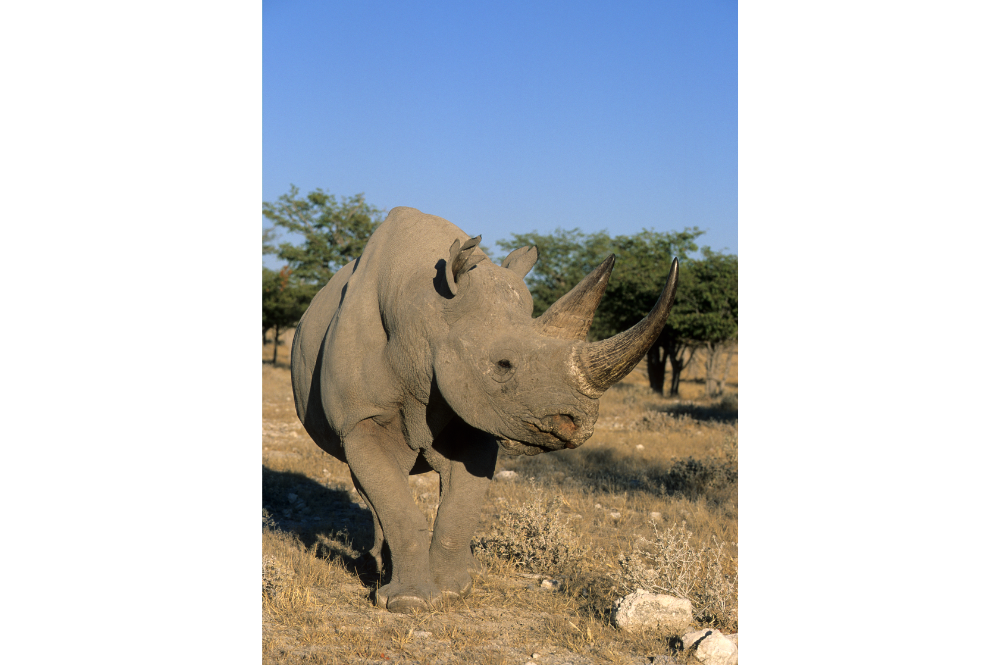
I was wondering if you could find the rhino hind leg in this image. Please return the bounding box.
[343,420,442,613]
[350,471,386,574]
[425,423,499,599]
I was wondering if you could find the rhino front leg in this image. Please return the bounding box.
[426,424,498,599]
[342,419,441,612]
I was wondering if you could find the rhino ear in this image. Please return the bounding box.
[500,245,538,280]
[444,235,486,296]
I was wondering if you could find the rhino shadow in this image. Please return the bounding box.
[262,466,384,584]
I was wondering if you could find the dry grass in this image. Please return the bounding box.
[262,329,737,664]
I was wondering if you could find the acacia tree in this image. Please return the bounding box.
[263,185,385,285]
[593,229,709,395]
[262,266,314,363]
[262,186,385,362]
[262,225,277,257]
[658,251,738,396]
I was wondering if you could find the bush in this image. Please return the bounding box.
[474,494,588,574]
[262,555,291,600]
[612,522,737,632]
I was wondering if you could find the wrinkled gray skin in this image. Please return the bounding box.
[291,207,678,613]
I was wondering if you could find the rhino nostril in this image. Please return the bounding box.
[545,414,578,441]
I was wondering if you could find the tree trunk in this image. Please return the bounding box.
[719,343,736,393]
[703,342,735,397]
[646,344,667,394]
[668,354,683,396]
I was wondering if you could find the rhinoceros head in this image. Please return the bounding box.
[431,236,679,456]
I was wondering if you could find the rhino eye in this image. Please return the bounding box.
[490,351,516,383]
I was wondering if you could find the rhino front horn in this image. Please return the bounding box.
[534,254,616,341]
[577,258,679,393]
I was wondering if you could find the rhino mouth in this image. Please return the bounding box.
[496,414,589,456]
[524,417,580,448]
[497,438,547,456]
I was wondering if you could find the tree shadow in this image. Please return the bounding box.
[536,446,737,507]
[604,382,738,424]
[653,400,738,425]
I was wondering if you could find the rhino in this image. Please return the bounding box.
[290,206,678,612]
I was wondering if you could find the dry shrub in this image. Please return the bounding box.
[714,431,738,467]
[262,553,313,613]
[613,522,738,632]
[260,555,291,598]
[474,493,588,574]
[262,510,334,617]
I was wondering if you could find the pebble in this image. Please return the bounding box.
[413,630,432,638]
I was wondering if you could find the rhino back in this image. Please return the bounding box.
[294,207,482,449]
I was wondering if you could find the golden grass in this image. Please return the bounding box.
[262,328,737,663]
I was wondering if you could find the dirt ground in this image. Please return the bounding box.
[263,329,737,664]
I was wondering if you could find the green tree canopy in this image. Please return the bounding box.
[655,250,738,396]
[667,249,738,346]
[590,228,704,340]
[496,227,704,337]
[263,185,385,286]
[262,225,278,258]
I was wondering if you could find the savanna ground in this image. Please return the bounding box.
[263,330,737,665]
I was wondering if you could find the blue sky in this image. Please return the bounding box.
[263,0,736,267]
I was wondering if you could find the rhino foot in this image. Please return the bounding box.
[376,581,442,613]
[433,569,473,599]
[467,552,485,577]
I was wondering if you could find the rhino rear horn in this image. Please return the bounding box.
[577,258,679,392]
[534,254,616,341]
[444,236,486,296]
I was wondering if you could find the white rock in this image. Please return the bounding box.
[636,444,645,450]
[609,511,622,520]
[495,470,518,481]
[413,630,432,638]
[611,589,693,633]
[649,512,663,521]
[682,629,738,665]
